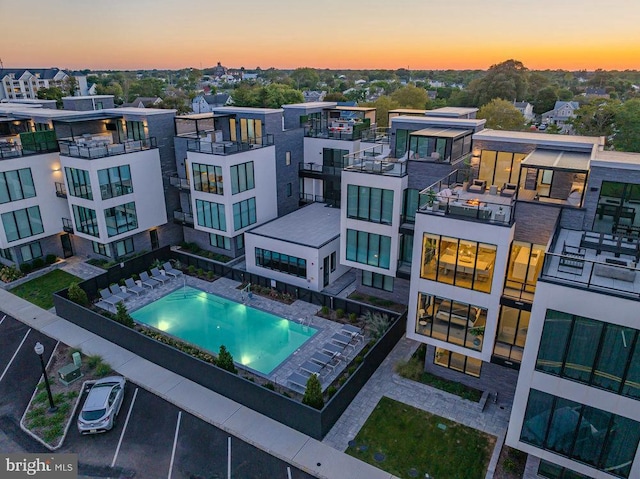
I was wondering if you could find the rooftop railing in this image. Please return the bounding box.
[173,209,194,226]
[360,127,390,144]
[187,134,274,155]
[342,144,407,177]
[58,137,156,159]
[169,175,190,190]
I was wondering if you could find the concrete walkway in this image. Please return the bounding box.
[323,338,514,479]
[0,289,396,479]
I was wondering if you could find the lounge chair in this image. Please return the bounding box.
[331,333,356,349]
[99,288,122,309]
[287,372,310,391]
[300,361,323,377]
[140,271,161,289]
[109,284,132,301]
[124,278,145,296]
[322,342,348,359]
[341,324,365,341]
[150,267,170,284]
[310,351,340,371]
[163,262,183,278]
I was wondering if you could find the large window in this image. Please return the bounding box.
[345,229,391,269]
[192,163,223,194]
[113,237,134,257]
[416,292,487,351]
[493,302,530,363]
[434,348,482,377]
[72,205,98,237]
[0,168,36,204]
[230,161,255,194]
[20,241,42,261]
[593,180,640,234]
[196,199,226,231]
[322,148,349,169]
[420,233,497,293]
[2,207,44,242]
[402,188,419,223]
[521,389,640,478]
[255,248,307,278]
[394,129,410,159]
[504,241,545,298]
[65,167,92,200]
[347,185,394,224]
[239,118,262,144]
[536,310,639,399]
[210,233,230,250]
[232,198,256,230]
[478,150,526,187]
[126,120,145,140]
[362,271,393,292]
[98,165,132,200]
[538,461,591,479]
[104,202,138,237]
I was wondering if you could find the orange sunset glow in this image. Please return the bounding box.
[2,0,639,70]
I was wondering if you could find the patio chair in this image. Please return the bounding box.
[331,333,357,350]
[140,271,161,289]
[124,278,145,296]
[341,324,365,342]
[300,361,323,377]
[150,267,171,284]
[163,261,183,278]
[309,351,340,373]
[287,372,310,392]
[99,288,122,309]
[322,342,348,360]
[109,284,132,301]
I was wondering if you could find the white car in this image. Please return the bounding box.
[77,376,126,434]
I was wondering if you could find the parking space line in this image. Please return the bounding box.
[167,411,182,479]
[111,387,139,468]
[0,328,30,383]
[227,436,231,479]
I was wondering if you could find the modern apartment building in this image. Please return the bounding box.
[0,68,91,101]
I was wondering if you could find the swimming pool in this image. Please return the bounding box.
[131,286,317,375]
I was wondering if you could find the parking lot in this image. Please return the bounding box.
[0,312,317,478]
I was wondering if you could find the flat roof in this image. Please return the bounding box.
[62,95,114,100]
[591,150,640,169]
[283,102,337,109]
[521,149,591,172]
[426,107,478,115]
[411,127,472,139]
[213,106,283,114]
[175,113,231,120]
[52,112,122,123]
[473,129,604,148]
[247,202,340,248]
[104,107,175,115]
[389,109,428,114]
[392,116,485,128]
[335,106,376,112]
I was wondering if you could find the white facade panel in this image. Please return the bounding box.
[303,137,360,164]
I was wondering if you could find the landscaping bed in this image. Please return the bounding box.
[10,270,81,309]
[348,291,406,313]
[21,343,113,449]
[395,344,483,402]
[236,282,295,304]
[494,445,528,479]
[347,396,495,479]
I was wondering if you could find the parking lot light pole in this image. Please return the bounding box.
[34,342,57,413]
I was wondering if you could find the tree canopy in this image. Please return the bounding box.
[230,83,303,108]
[477,99,525,130]
[613,99,640,152]
[390,84,429,109]
[470,59,529,106]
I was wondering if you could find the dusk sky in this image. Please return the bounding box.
[2,0,639,71]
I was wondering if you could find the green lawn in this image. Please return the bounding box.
[10,270,81,310]
[347,397,495,479]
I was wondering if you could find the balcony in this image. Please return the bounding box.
[173,209,194,226]
[55,182,67,198]
[417,170,515,226]
[360,127,390,144]
[186,134,274,156]
[62,218,74,233]
[58,136,157,159]
[540,228,640,299]
[169,175,190,190]
[299,193,326,205]
[0,131,59,159]
[298,163,343,178]
[342,144,407,177]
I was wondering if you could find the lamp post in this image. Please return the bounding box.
[34,342,57,413]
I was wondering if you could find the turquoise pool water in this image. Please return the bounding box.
[130,286,317,375]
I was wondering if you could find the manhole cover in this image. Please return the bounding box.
[437,423,447,430]
[374,452,386,462]
[408,468,419,477]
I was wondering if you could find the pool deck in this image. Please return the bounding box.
[0,283,394,479]
[100,275,367,391]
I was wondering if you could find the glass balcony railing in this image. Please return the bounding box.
[55,182,67,198]
[173,209,194,226]
[169,175,190,189]
[58,137,157,159]
[62,218,74,233]
[187,134,274,155]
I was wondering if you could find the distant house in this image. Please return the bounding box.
[121,97,162,108]
[541,101,580,133]
[191,93,231,113]
[302,90,326,102]
[427,90,437,101]
[0,68,70,100]
[514,101,535,122]
[583,87,610,99]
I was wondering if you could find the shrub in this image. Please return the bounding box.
[320,305,329,316]
[326,385,337,398]
[187,265,196,274]
[216,345,237,374]
[264,382,275,391]
[302,374,324,409]
[336,308,345,319]
[0,265,23,283]
[87,355,103,369]
[94,362,112,377]
[45,254,57,265]
[206,270,214,280]
[19,262,33,274]
[114,302,134,328]
[349,312,357,323]
[361,310,391,339]
[32,258,45,269]
[67,282,89,306]
[196,268,204,277]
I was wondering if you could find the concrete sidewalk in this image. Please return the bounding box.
[0,289,396,479]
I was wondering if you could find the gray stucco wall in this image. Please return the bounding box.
[354,269,411,307]
[512,202,561,244]
[276,128,304,216]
